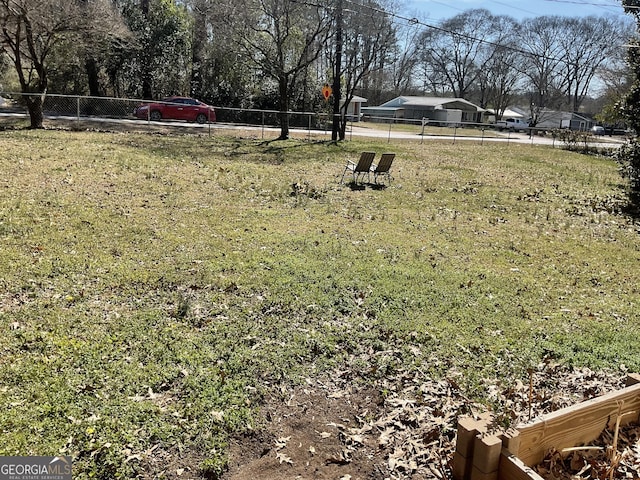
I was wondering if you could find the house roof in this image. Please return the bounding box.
[486,107,528,119]
[538,109,593,121]
[379,96,485,111]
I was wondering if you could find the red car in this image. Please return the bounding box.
[134,96,216,124]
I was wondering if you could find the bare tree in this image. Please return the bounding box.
[0,0,127,127]
[481,46,524,118]
[597,42,633,126]
[418,9,500,99]
[558,16,630,112]
[229,0,332,139]
[472,15,521,114]
[329,0,396,139]
[388,17,421,95]
[518,16,570,125]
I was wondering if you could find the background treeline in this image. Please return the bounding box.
[0,0,635,129]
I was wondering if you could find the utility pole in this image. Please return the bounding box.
[331,0,343,141]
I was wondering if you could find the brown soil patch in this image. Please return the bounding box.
[225,385,384,480]
[222,361,628,480]
[223,365,465,480]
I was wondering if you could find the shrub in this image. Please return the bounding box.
[616,138,640,205]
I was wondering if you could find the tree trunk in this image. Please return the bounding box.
[338,101,347,141]
[142,71,153,100]
[25,96,44,129]
[140,0,152,99]
[278,76,290,140]
[85,57,101,97]
[190,1,206,98]
[339,117,346,141]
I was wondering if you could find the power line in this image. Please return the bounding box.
[296,0,633,67]
[541,0,623,7]
[539,0,639,10]
[342,0,582,66]
[488,0,540,18]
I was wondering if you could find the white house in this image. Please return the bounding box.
[485,107,529,123]
[343,95,367,121]
[361,96,486,124]
[534,110,594,131]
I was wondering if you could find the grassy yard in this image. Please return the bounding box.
[0,129,638,478]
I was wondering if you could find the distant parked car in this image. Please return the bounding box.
[590,125,605,135]
[134,96,216,124]
[495,118,529,131]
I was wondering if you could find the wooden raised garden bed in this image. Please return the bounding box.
[453,374,640,480]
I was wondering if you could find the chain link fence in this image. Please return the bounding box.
[0,92,628,149]
[0,92,339,139]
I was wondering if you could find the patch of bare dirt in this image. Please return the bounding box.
[223,351,630,480]
[224,360,480,480]
[225,384,384,480]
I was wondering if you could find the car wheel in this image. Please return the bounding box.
[196,113,208,124]
[150,110,162,121]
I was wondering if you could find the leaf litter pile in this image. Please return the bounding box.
[224,346,640,480]
[535,425,640,480]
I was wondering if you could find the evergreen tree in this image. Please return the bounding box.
[618,1,640,208]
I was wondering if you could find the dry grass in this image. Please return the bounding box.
[0,128,638,478]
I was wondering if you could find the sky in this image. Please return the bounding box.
[405,0,628,22]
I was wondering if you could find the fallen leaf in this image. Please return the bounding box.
[275,452,293,465]
[210,410,224,422]
[275,436,290,449]
[378,427,395,447]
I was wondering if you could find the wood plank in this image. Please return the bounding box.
[498,450,546,480]
[515,381,640,467]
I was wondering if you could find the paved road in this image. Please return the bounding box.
[0,110,627,148]
[347,124,627,148]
